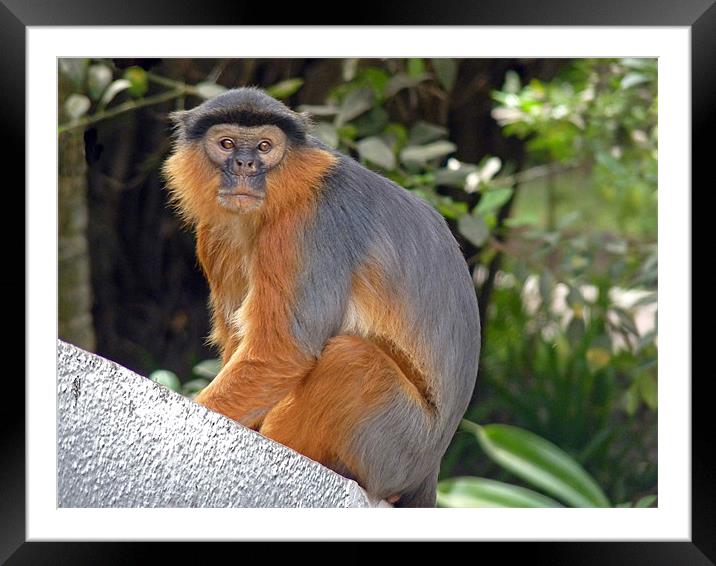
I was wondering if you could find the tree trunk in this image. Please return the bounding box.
[58,75,95,351]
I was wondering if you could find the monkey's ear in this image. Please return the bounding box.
[168,110,190,138]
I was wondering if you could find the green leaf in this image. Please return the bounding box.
[637,373,658,410]
[400,141,456,167]
[195,82,228,99]
[635,495,657,508]
[266,78,304,99]
[193,358,221,379]
[357,136,396,170]
[335,88,373,126]
[463,421,611,507]
[123,66,149,98]
[59,58,88,89]
[476,156,503,186]
[313,122,339,148]
[434,160,479,188]
[342,58,359,81]
[149,369,181,392]
[437,477,563,508]
[87,64,113,101]
[181,378,210,398]
[435,198,468,220]
[586,347,611,372]
[64,94,91,120]
[407,58,426,77]
[297,104,339,117]
[409,121,448,146]
[624,384,640,416]
[384,73,430,98]
[432,59,458,91]
[352,107,389,137]
[458,213,490,247]
[503,69,522,94]
[98,79,131,110]
[476,187,514,215]
[620,72,650,90]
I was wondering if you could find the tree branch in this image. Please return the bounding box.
[58,87,195,134]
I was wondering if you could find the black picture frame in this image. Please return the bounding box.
[5,1,706,563]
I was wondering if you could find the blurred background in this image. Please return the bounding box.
[58,57,657,509]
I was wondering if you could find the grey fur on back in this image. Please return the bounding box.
[290,137,481,504]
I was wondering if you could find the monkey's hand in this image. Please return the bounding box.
[194,353,314,429]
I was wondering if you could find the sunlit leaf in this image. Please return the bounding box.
[637,373,658,410]
[635,495,657,508]
[620,73,650,90]
[624,384,640,416]
[586,347,611,372]
[342,58,359,82]
[98,79,131,110]
[400,141,456,167]
[266,78,304,99]
[313,122,339,148]
[407,58,426,77]
[195,82,228,99]
[64,94,91,120]
[504,69,522,94]
[149,369,181,392]
[357,136,396,170]
[476,187,513,215]
[59,58,88,89]
[181,378,210,398]
[463,421,611,507]
[87,64,113,101]
[193,358,221,379]
[384,73,429,98]
[432,58,458,91]
[297,104,339,117]
[335,88,373,126]
[437,477,563,508]
[123,66,149,98]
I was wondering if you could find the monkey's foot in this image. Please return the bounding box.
[386,494,401,504]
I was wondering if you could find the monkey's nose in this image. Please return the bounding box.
[234,155,257,174]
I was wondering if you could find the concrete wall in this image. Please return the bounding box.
[57,340,385,507]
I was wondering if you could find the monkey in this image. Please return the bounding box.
[162,87,480,507]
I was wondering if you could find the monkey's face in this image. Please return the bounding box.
[203,124,288,213]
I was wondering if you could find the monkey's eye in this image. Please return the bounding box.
[219,138,235,150]
[257,140,272,153]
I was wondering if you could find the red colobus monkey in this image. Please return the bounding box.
[163,88,480,507]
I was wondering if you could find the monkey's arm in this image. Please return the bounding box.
[194,229,351,428]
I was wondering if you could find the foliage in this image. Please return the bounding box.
[493,58,658,237]
[149,358,219,399]
[58,59,305,134]
[438,421,655,508]
[437,58,657,506]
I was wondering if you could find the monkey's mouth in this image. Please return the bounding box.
[217,187,265,210]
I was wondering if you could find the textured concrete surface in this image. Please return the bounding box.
[57,340,385,507]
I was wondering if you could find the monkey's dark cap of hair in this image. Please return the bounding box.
[182,87,309,144]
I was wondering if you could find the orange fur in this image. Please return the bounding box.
[165,141,337,426]
[343,263,435,411]
[259,335,417,480]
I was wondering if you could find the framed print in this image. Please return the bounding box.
[5,0,708,563]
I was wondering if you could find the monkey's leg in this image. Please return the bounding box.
[259,335,439,507]
[195,352,314,429]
